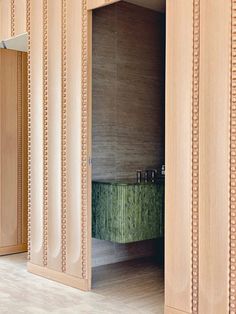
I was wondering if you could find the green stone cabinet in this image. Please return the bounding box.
[92,181,164,243]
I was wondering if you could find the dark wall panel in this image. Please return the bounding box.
[92,1,165,181]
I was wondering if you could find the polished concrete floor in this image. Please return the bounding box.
[0,253,164,314]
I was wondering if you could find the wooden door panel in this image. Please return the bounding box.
[27,0,91,291]
[0,49,27,255]
[165,0,193,312]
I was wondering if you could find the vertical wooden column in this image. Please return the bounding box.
[0,0,11,40]
[46,0,62,272]
[27,0,91,290]
[199,0,231,313]
[165,1,193,313]
[0,50,27,256]
[27,0,44,266]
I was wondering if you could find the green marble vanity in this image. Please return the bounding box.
[92,180,164,243]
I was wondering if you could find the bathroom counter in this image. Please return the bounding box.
[92,178,164,185]
[92,180,164,244]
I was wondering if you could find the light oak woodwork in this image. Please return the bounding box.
[0,49,27,255]
[27,262,89,291]
[165,0,193,312]
[27,0,91,291]
[0,0,11,40]
[0,244,27,256]
[22,52,28,245]
[28,0,44,266]
[165,306,190,314]
[1,2,235,314]
[87,0,120,10]
[0,0,26,40]
[14,0,26,36]
[199,0,231,313]
[46,0,62,273]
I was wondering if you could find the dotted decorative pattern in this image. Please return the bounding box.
[43,0,49,268]
[192,0,200,313]
[11,0,15,37]
[230,1,236,312]
[81,0,88,279]
[26,0,32,262]
[61,0,67,273]
[17,52,23,245]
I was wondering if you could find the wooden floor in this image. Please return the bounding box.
[93,257,164,313]
[0,253,164,313]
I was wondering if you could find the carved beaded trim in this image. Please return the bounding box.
[17,52,23,245]
[230,1,236,312]
[81,0,88,279]
[43,0,49,267]
[26,0,31,261]
[61,0,67,273]
[11,0,15,37]
[192,0,200,313]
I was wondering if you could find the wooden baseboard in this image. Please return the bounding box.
[27,262,90,291]
[0,243,27,256]
[165,306,190,314]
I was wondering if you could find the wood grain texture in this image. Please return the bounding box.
[27,262,89,291]
[46,0,62,272]
[0,0,26,40]
[191,1,200,313]
[230,1,236,312]
[22,52,28,246]
[26,0,91,290]
[165,0,193,312]
[199,0,231,313]
[92,2,165,181]
[164,306,190,314]
[0,244,27,256]
[0,49,27,253]
[0,49,18,248]
[42,0,48,268]
[65,0,83,278]
[13,0,26,36]
[87,0,120,10]
[0,0,11,40]
[92,257,164,314]
[28,0,44,266]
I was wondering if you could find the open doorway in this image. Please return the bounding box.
[91,1,165,312]
[0,35,28,258]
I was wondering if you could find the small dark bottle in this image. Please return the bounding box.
[161,165,165,176]
[144,171,148,183]
[151,170,156,183]
[136,170,142,183]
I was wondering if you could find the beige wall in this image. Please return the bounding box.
[92,2,165,181]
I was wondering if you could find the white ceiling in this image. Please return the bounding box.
[125,0,166,12]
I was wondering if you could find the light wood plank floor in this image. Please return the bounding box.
[93,257,164,314]
[0,253,164,313]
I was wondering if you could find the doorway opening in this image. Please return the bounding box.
[91,1,166,312]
